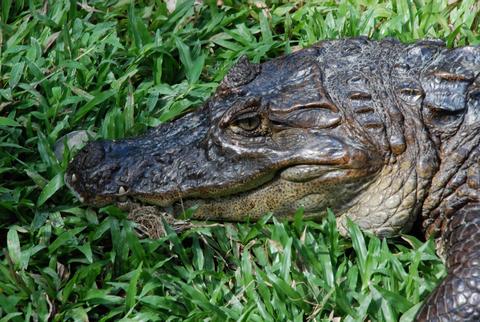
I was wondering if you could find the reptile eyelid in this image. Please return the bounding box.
[232,114,262,131]
[433,71,472,82]
[220,98,262,127]
[349,91,372,100]
[399,88,423,96]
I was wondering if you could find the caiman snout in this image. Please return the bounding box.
[65,140,120,204]
[73,141,105,170]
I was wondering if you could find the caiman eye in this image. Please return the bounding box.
[397,81,425,104]
[232,114,261,132]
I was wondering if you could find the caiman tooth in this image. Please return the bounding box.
[71,174,77,183]
[119,186,127,195]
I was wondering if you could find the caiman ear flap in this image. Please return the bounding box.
[422,47,480,114]
[420,47,480,138]
[218,55,260,93]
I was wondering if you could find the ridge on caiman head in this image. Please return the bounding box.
[66,37,480,321]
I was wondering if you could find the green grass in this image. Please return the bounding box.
[1,0,478,321]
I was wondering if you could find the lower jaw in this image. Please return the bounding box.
[157,168,378,221]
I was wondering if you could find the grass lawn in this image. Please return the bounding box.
[1,0,479,321]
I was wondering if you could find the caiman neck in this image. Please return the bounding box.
[421,126,480,242]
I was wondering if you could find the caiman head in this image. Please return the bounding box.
[66,38,480,237]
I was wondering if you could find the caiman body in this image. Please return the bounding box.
[66,38,480,321]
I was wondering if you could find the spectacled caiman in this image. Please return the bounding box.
[65,37,480,321]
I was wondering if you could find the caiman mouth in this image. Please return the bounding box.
[66,160,378,222]
[161,165,377,221]
[172,169,372,221]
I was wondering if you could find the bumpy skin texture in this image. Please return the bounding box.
[417,164,480,321]
[416,207,480,321]
[66,38,480,320]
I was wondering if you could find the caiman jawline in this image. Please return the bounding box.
[131,164,378,220]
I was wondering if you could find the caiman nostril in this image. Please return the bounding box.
[80,142,105,169]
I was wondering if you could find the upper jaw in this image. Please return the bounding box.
[65,141,381,220]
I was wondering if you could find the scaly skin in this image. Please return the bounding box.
[65,38,480,320]
[417,205,480,321]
